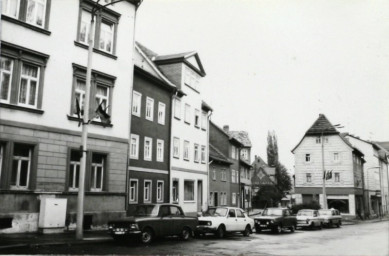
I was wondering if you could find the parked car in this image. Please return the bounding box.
[108,204,198,244]
[318,208,342,228]
[196,207,254,238]
[296,209,324,229]
[254,208,297,234]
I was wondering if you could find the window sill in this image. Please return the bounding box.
[201,128,206,131]
[130,156,139,160]
[194,126,200,129]
[184,158,190,162]
[2,15,51,35]
[74,41,118,60]
[145,118,154,122]
[184,121,191,125]
[158,122,165,126]
[183,201,195,203]
[129,201,138,204]
[173,156,180,159]
[174,116,181,121]
[0,103,44,114]
[67,115,113,127]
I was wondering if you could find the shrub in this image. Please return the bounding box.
[291,201,321,214]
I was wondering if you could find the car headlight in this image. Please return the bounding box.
[108,224,114,230]
[129,224,139,230]
[207,221,212,226]
[270,220,274,224]
[306,219,310,224]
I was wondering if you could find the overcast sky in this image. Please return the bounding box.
[135,0,389,172]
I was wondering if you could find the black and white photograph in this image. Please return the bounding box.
[0,0,388,255]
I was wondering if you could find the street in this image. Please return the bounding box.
[3,221,388,255]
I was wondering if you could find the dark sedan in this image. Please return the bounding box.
[108,204,198,244]
[254,208,297,234]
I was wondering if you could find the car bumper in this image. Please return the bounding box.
[255,223,277,230]
[109,229,141,236]
[296,223,312,227]
[196,225,218,233]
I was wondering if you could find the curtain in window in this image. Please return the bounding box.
[184,181,194,201]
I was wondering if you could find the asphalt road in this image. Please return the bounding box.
[4,221,389,255]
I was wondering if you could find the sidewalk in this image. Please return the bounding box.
[0,230,112,251]
[342,216,389,225]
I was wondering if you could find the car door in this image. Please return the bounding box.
[236,209,247,231]
[226,209,238,231]
[158,205,174,236]
[169,205,185,235]
[282,209,292,227]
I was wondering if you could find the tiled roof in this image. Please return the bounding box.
[228,131,252,147]
[305,114,340,136]
[209,144,232,165]
[154,51,196,61]
[375,141,389,152]
[135,41,158,59]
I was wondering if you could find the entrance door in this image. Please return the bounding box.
[197,180,203,211]
[214,192,218,206]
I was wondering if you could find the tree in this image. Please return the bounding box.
[275,163,292,192]
[252,186,283,208]
[266,131,278,167]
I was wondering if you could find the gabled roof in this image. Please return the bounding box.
[202,101,213,112]
[305,114,339,136]
[240,158,253,167]
[374,141,389,152]
[209,144,233,165]
[228,131,252,147]
[154,51,206,77]
[210,121,244,147]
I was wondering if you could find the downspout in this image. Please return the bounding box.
[169,91,178,203]
[206,110,213,211]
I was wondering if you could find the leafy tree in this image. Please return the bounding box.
[252,186,283,208]
[275,163,292,192]
[266,131,278,167]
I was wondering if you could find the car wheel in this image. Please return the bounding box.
[140,228,154,244]
[289,225,295,233]
[273,225,282,234]
[336,222,341,228]
[216,225,225,238]
[256,227,262,234]
[181,227,191,241]
[242,225,251,237]
[319,223,323,230]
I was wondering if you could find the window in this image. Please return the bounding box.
[228,209,236,217]
[174,98,181,119]
[333,152,340,162]
[221,170,227,181]
[232,193,236,205]
[157,180,164,202]
[201,145,206,163]
[77,1,119,55]
[306,173,312,183]
[335,172,340,182]
[132,91,142,117]
[183,141,190,160]
[201,111,207,130]
[194,109,200,127]
[220,192,227,205]
[209,192,214,206]
[184,66,199,90]
[173,137,180,158]
[144,180,152,203]
[11,144,32,189]
[0,144,4,182]
[129,179,138,203]
[194,144,199,163]
[316,137,321,144]
[237,209,244,218]
[172,180,179,203]
[231,170,236,183]
[91,153,105,191]
[156,139,164,162]
[70,64,115,122]
[145,97,154,121]
[231,146,236,159]
[184,180,194,201]
[241,149,248,160]
[2,0,50,30]
[69,150,81,191]
[144,137,152,161]
[0,43,48,111]
[212,169,216,180]
[184,104,191,124]
[305,154,311,162]
[158,102,166,125]
[130,134,139,159]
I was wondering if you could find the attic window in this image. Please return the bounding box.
[184,66,199,91]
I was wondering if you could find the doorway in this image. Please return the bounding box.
[197,180,203,211]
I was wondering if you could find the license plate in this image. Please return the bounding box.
[114,231,125,235]
[260,225,267,227]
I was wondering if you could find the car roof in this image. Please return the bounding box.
[298,209,315,211]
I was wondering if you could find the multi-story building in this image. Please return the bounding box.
[0,0,140,233]
[136,50,212,216]
[126,43,177,214]
[209,121,242,207]
[345,135,389,217]
[251,155,277,207]
[292,114,366,217]
[224,127,253,211]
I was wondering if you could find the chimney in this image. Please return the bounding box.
[223,125,229,133]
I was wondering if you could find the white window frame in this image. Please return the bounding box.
[306,173,312,183]
[130,134,139,160]
[172,179,179,203]
[212,169,216,180]
[194,144,199,163]
[231,170,236,183]
[95,84,109,121]
[241,149,248,160]
[201,111,207,130]
[145,97,154,121]
[74,79,86,115]
[0,57,13,103]
[194,109,200,127]
[132,91,142,117]
[174,98,181,119]
[231,146,236,159]
[232,192,236,205]
[69,155,80,191]
[129,179,138,203]
[158,102,166,125]
[144,180,152,203]
[334,172,340,182]
[184,141,190,161]
[18,63,40,108]
[0,145,3,182]
[184,180,195,202]
[11,145,32,189]
[91,154,104,192]
[144,137,152,161]
[2,0,21,19]
[201,145,206,163]
[333,152,340,162]
[156,180,164,202]
[156,139,164,162]
[99,20,114,53]
[79,10,91,45]
[305,154,311,163]
[173,137,180,158]
[184,103,191,124]
[26,0,47,28]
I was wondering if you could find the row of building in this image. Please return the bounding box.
[1,0,270,233]
[292,114,389,218]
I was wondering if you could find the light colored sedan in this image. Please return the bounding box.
[296,209,324,229]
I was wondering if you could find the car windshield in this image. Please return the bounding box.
[319,210,332,216]
[297,210,313,216]
[134,205,159,217]
[262,209,283,216]
[214,207,228,217]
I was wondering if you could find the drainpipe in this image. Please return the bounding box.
[206,111,213,211]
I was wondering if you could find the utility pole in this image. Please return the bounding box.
[321,131,328,209]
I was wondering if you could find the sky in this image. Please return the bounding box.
[135,0,389,172]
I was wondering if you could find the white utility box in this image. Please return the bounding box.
[38,198,67,233]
